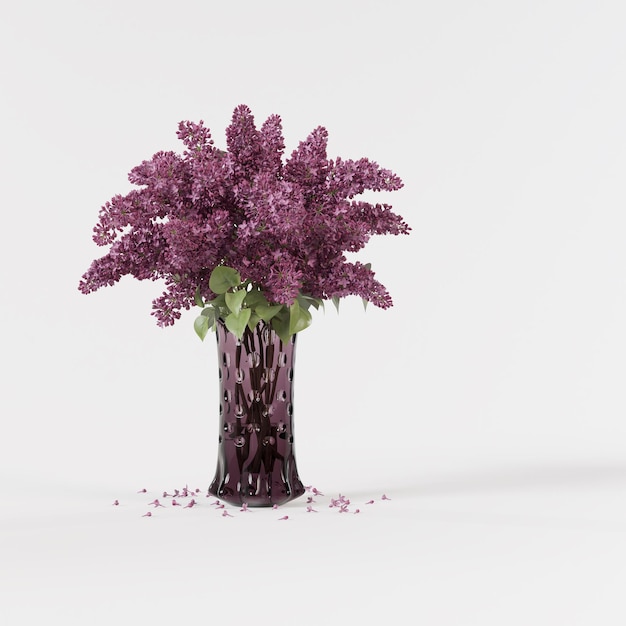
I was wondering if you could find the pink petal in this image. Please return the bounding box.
[278,516,289,521]
[365,500,375,505]
[112,500,119,506]
[142,511,152,517]
[137,488,147,493]
[382,494,391,500]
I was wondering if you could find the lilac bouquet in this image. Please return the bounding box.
[79,105,410,342]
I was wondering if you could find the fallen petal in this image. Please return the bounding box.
[278,516,289,521]
[112,500,119,506]
[142,512,152,517]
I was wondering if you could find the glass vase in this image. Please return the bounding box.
[208,320,305,507]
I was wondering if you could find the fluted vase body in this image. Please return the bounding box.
[208,320,305,507]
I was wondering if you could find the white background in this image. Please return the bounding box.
[1,0,626,623]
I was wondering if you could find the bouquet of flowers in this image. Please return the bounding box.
[79,105,410,342]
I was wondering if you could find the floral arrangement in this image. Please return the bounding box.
[79,105,410,341]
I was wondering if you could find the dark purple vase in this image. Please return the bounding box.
[208,320,305,507]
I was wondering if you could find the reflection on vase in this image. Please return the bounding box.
[208,320,305,507]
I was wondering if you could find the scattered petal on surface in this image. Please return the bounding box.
[365,500,375,505]
[306,497,316,504]
[381,494,391,500]
[184,499,196,508]
[112,500,119,506]
[240,503,250,512]
[222,510,233,517]
[306,506,318,513]
[278,516,289,521]
[272,504,279,510]
[137,488,147,494]
[171,499,181,506]
[353,509,361,514]
[312,488,324,496]
[142,512,152,517]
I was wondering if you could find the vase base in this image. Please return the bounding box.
[208,478,305,507]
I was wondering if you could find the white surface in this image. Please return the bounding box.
[2,1,626,624]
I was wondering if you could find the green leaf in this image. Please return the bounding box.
[225,289,247,315]
[194,315,210,341]
[207,292,226,311]
[256,303,283,322]
[331,295,341,312]
[247,312,261,331]
[270,310,291,344]
[209,266,241,294]
[289,300,312,335]
[296,294,320,311]
[200,307,217,329]
[224,308,252,339]
[244,289,268,309]
[194,286,204,308]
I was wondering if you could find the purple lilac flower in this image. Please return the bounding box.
[79,105,410,325]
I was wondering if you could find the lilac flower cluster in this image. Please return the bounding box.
[79,105,410,327]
